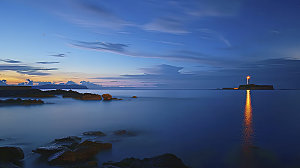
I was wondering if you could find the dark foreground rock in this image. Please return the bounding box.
[48,140,112,165]
[34,136,112,166]
[83,131,106,136]
[54,136,82,143]
[0,147,24,162]
[0,98,44,106]
[102,153,188,168]
[32,146,65,157]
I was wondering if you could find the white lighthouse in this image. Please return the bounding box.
[247,76,250,85]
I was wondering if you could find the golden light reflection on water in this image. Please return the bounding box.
[242,90,254,168]
[244,90,253,146]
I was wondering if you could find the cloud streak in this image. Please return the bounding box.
[143,17,190,34]
[0,59,22,63]
[70,40,234,66]
[50,54,66,57]
[36,61,60,64]
[0,64,58,76]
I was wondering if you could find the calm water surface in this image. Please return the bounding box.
[0,90,300,168]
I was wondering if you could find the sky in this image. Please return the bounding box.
[0,0,300,89]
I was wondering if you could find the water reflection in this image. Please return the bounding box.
[244,90,253,146]
[242,90,254,168]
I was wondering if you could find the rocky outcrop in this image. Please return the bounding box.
[32,146,65,156]
[132,96,137,98]
[0,98,44,106]
[0,88,102,101]
[113,130,136,136]
[33,136,112,166]
[0,147,24,162]
[48,140,112,165]
[59,90,102,100]
[53,136,82,149]
[80,93,102,100]
[102,94,112,101]
[83,131,106,136]
[102,153,188,168]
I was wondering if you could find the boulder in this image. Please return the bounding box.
[32,146,65,156]
[48,140,112,165]
[102,153,188,168]
[78,93,102,101]
[113,130,136,136]
[54,136,82,149]
[0,147,24,162]
[83,131,106,136]
[102,94,112,101]
[54,136,81,143]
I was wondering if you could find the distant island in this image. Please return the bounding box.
[222,76,274,90]
[33,84,87,89]
[223,84,274,90]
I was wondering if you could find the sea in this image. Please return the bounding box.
[0,89,300,168]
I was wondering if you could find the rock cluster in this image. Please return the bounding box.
[83,131,106,136]
[33,136,112,166]
[0,98,44,106]
[103,153,189,168]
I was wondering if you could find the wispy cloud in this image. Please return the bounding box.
[172,0,241,18]
[143,17,190,34]
[50,54,66,57]
[0,59,22,63]
[0,64,57,76]
[70,40,233,66]
[197,28,232,47]
[52,0,133,30]
[36,61,60,64]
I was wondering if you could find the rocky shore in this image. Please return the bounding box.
[25,129,188,168]
[0,98,44,106]
[0,88,136,106]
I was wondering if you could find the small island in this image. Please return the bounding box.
[222,76,274,90]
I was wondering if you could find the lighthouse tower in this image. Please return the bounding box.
[247,76,250,85]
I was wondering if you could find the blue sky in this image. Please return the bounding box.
[0,0,299,88]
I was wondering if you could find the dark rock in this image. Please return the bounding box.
[0,98,44,106]
[0,147,24,162]
[80,93,102,100]
[0,162,21,168]
[54,136,82,149]
[102,153,188,168]
[132,96,137,98]
[54,136,82,143]
[0,88,103,101]
[102,94,112,101]
[48,140,112,165]
[87,161,98,167]
[32,146,65,156]
[112,98,123,100]
[83,131,106,136]
[113,130,136,136]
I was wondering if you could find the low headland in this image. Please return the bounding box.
[223,84,274,90]
[0,86,126,106]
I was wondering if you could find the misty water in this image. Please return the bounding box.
[0,89,300,168]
